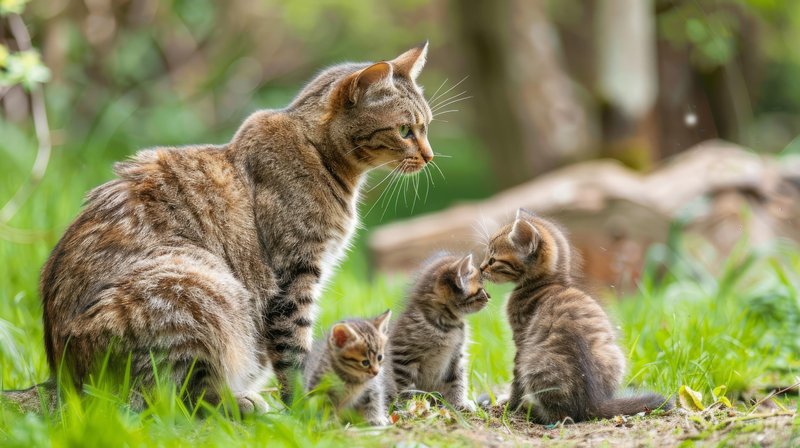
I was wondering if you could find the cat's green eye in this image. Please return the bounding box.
[361,359,370,367]
[399,125,413,139]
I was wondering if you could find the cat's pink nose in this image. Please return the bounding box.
[418,136,434,163]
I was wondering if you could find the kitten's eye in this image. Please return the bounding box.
[399,124,413,139]
[377,354,384,362]
[361,359,370,367]
[488,257,496,265]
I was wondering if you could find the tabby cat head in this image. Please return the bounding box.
[291,42,434,174]
[480,209,572,284]
[328,310,391,382]
[414,253,489,318]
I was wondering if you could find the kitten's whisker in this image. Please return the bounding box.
[426,78,450,105]
[428,76,468,109]
[432,154,452,158]
[430,118,449,123]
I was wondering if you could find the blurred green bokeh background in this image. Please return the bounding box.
[1,4,799,446]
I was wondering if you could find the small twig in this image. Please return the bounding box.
[747,380,800,415]
[0,13,52,226]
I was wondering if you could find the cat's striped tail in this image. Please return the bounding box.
[594,392,673,419]
[1,380,57,413]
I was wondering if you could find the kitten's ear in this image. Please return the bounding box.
[391,41,428,80]
[373,309,392,335]
[330,323,358,348]
[455,254,475,291]
[509,219,539,256]
[347,62,393,105]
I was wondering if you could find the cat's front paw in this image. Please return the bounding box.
[236,392,269,415]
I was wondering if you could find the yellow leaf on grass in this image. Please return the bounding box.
[712,385,727,399]
[678,385,705,411]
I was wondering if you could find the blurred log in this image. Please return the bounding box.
[369,140,800,291]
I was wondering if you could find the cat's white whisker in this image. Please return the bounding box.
[430,160,446,181]
[430,90,468,110]
[432,96,472,113]
[428,76,468,109]
[432,109,460,117]
[426,77,450,105]
[365,160,402,193]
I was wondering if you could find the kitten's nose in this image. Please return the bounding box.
[369,366,380,376]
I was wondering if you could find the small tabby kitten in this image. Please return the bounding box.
[386,253,489,411]
[480,209,671,423]
[304,310,391,426]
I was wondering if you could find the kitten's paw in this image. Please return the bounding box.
[455,400,477,413]
[236,393,268,415]
[368,415,390,426]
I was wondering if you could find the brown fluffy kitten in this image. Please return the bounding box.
[10,43,434,412]
[480,209,671,423]
[386,253,488,411]
[304,311,391,426]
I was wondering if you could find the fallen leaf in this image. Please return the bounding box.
[678,385,705,411]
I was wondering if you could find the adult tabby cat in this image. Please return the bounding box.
[304,311,391,426]
[9,43,434,413]
[480,209,671,423]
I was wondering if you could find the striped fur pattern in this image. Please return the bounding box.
[11,43,435,413]
[304,311,391,426]
[386,253,489,411]
[480,209,671,423]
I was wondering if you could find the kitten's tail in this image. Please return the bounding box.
[593,392,673,419]
[1,380,57,413]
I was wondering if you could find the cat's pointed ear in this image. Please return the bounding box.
[373,309,392,335]
[391,41,428,80]
[509,219,539,256]
[330,323,358,348]
[455,254,475,291]
[516,208,535,220]
[347,62,393,105]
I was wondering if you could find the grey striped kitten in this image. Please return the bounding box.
[386,253,488,412]
[304,311,391,426]
[480,209,671,423]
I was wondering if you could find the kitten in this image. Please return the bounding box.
[386,253,489,412]
[480,209,671,423]
[304,311,391,426]
[7,43,434,413]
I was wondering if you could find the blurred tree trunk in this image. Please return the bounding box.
[595,0,659,169]
[452,0,594,188]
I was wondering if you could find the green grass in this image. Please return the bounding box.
[1,119,799,446]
